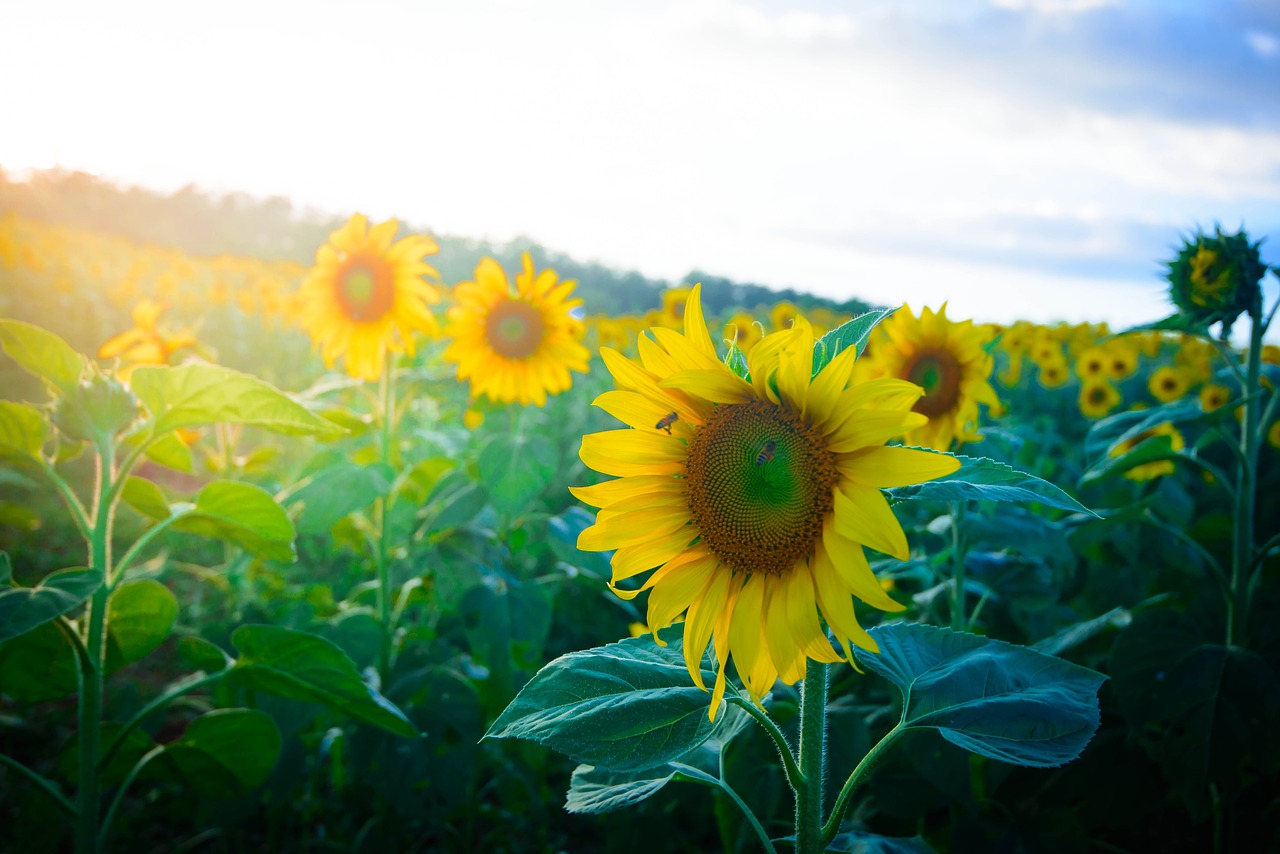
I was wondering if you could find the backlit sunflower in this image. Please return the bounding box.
[571,286,960,719]
[443,253,590,407]
[856,304,999,451]
[98,298,199,379]
[297,213,442,382]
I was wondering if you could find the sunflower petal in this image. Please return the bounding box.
[659,369,754,404]
[832,484,910,560]
[683,283,720,360]
[821,521,905,612]
[611,528,703,581]
[683,566,730,690]
[838,446,961,488]
[569,474,684,509]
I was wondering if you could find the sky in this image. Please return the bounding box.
[2,0,1279,328]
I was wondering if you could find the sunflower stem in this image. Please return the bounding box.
[375,347,397,681]
[1226,302,1263,648]
[820,720,906,845]
[726,696,803,793]
[949,501,968,631]
[794,658,828,854]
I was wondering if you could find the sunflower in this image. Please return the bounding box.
[1078,379,1122,419]
[856,304,1000,451]
[724,312,764,353]
[297,213,442,382]
[98,298,199,379]
[1111,423,1184,481]
[1148,365,1189,403]
[1075,347,1109,382]
[443,253,590,407]
[1037,359,1069,389]
[1199,383,1230,412]
[571,286,960,719]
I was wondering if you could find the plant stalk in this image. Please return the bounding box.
[375,347,397,680]
[1227,303,1263,647]
[794,658,828,854]
[950,501,967,631]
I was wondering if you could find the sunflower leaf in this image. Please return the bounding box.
[887,453,1095,516]
[485,629,723,773]
[812,306,898,376]
[130,362,346,440]
[0,319,85,395]
[0,567,102,643]
[1080,434,1179,484]
[170,481,296,562]
[155,709,283,798]
[1084,399,1218,460]
[855,622,1105,768]
[724,341,751,382]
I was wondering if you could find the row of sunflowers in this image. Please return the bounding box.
[1,209,1278,853]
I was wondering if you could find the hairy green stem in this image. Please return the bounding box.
[821,721,907,845]
[794,658,828,854]
[950,502,967,631]
[375,348,397,680]
[727,696,803,793]
[112,511,188,582]
[77,440,116,854]
[1228,304,1263,647]
[40,459,92,542]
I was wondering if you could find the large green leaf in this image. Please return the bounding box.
[130,362,344,439]
[0,319,84,394]
[0,620,78,702]
[287,461,392,534]
[171,481,296,562]
[105,579,179,668]
[158,709,282,797]
[1032,606,1131,657]
[1084,399,1212,460]
[854,622,1105,767]
[812,306,898,376]
[889,454,1095,516]
[0,401,47,462]
[230,624,417,737]
[485,631,722,772]
[140,431,194,473]
[0,567,102,643]
[478,433,557,516]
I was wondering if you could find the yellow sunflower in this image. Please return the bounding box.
[1199,383,1230,412]
[98,298,199,379]
[443,253,590,407]
[1111,423,1184,481]
[297,213,442,382]
[1148,365,1189,403]
[571,286,960,719]
[1078,379,1122,419]
[724,312,764,353]
[856,304,1000,451]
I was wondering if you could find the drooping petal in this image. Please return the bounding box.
[647,551,719,639]
[683,565,730,690]
[821,521,905,612]
[832,484,910,560]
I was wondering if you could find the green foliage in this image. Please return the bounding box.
[0,318,85,394]
[811,306,897,376]
[0,567,101,643]
[106,580,179,668]
[229,624,418,737]
[486,631,724,772]
[121,476,171,521]
[0,400,47,462]
[129,362,345,439]
[171,481,296,562]
[889,453,1094,515]
[855,623,1106,767]
[286,461,392,534]
[478,433,557,517]
[156,709,282,798]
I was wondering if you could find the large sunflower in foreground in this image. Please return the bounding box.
[856,304,999,451]
[297,213,442,382]
[443,253,590,407]
[571,286,960,719]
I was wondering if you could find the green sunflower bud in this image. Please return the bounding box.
[1164,225,1265,331]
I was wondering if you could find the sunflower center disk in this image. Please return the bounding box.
[335,258,394,322]
[485,298,546,359]
[905,349,962,418]
[684,400,838,577]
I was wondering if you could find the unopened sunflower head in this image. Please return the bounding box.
[443,253,590,407]
[571,286,960,719]
[297,213,443,382]
[1164,226,1266,331]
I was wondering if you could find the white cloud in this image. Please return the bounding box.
[1245,29,1280,58]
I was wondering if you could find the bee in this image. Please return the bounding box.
[755,440,777,466]
[655,411,679,434]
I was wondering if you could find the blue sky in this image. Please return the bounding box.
[2,0,1278,327]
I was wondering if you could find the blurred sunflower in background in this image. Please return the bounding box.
[724,311,763,353]
[297,213,442,382]
[1111,423,1185,481]
[443,253,590,407]
[856,304,999,450]
[98,298,200,379]
[1078,379,1122,419]
[571,286,959,719]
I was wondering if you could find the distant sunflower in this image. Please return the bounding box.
[443,253,590,407]
[572,286,959,719]
[1148,366,1189,403]
[724,312,764,353]
[856,304,999,451]
[98,298,199,379]
[1078,379,1121,419]
[1112,423,1184,481]
[297,213,442,382]
[1199,383,1230,412]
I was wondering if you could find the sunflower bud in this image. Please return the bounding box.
[1164,226,1266,331]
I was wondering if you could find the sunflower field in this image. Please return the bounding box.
[1,189,1278,854]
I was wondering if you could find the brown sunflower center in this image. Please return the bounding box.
[684,399,838,577]
[485,298,546,359]
[904,348,962,418]
[1087,387,1109,405]
[334,257,395,322]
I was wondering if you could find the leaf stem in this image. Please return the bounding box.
[98,670,226,773]
[40,458,92,542]
[112,511,189,582]
[949,501,968,631]
[96,745,165,851]
[0,752,78,818]
[1227,302,1264,647]
[670,762,778,854]
[726,696,803,793]
[821,721,907,845]
[794,658,828,854]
